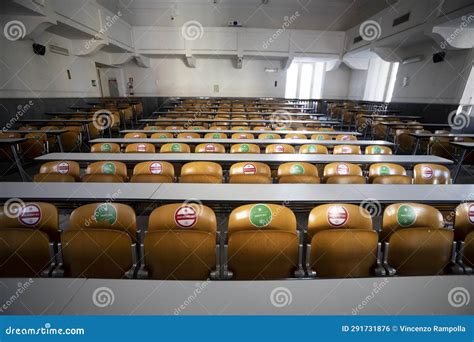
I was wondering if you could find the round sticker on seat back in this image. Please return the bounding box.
[18,204,41,226]
[396,204,417,226]
[149,162,162,174]
[327,206,348,227]
[336,163,349,175]
[275,145,284,153]
[174,205,197,228]
[317,135,324,140]
[212,133,220,139]
[171,144,181,152]
[290,164,304,175]
[94,203,118,225]
[137,144,147,152]
[249,204,273,228]
[243,163,256,175]
[240,144,249,153]
[101,143,111,152]
[468,203,474,224]
[380,165,390,175]
[205,144,215,152]
[421,166,433,179]
[101,162,116,174]
[239,134,247,139]
[56,161,70,174]
[308,145,317,153]
[373,146,382,154]
[341,135,349,141]
[341,146,352,154]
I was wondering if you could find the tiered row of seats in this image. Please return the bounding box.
[33,160,452,184]
[0,201,472,279]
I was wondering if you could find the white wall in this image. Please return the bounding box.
[0,32,109,98]
[322,63,350,99]
[122,56,286,97]
[347,69,368,100]
[391,43,474,104]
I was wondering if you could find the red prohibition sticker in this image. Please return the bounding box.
[275,145,284,152]
[341,146,351,154]
[137,144,147,152]
[56,161,70,174]
[421,166,433,179]
[243,163,256,175]
[205,144,216,152]
[174,205,197,228]
[468,203,474,224]
[327,206,348,227]
[341,135,349,141]
[336,163,349,175]
[149,162,162,174]
[18,204,41,226]
[239,134,247,139]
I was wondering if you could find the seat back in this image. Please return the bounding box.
[195,143,226,153]
[365,145,392,155]
[277,162,319,183]
[36,160,80,181]
[307,204,377,277]
[335,134,357,141]
[125,143,155,153]
[258,133,281,139]
[131,161,174,183]
[229,162,272,183]
[151,132,173,139]
[124,132,146,139]
[323,162,362,180]
[265,144,295,154]
[227,204,298,279]
[454,203,474,241]
[310,134,332,141]
[144,126,163,131]
[413,164,451,184]
[368,163,407,182]
[333,145,361,155]
[231,133,254,139]
[381,203,451,275]
[230,143,260,153]
[91,143,121,153]
[177,132,200,139]
[204,132,227,139]
[285,133,306,140]
[179,162,223,183]
[62,203,136,278]
[145,203,217,279]
[160,143,191,153]
[299,144,328,154]
[84,161,127,182]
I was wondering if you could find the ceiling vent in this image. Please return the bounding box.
[48,44,70,56]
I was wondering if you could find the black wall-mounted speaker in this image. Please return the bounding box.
[433,52,445,63]
[32,43,46,56]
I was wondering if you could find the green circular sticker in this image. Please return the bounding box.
[240,144,249,152]
[212,133,220,139]
[308,145,317,153]
[249,204,273,228]
[396,205,417,227]
[101,143,111,152]
[171,144,181,152]
[101,162,116,174]
[373,146,382,153]
[380,166,390,175]
[151,127,158,131]
[317,135,324,140]
[266,134,274,139]
[159,135,167,138]
[290,164,305,175]
[238,127,244,131]
[94,203,118,224]
[193,127,200,130]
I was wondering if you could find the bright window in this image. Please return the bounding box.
[363,57,399,102]
[285,61,325,99]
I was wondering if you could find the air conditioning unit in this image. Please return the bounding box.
[49,44,70,56]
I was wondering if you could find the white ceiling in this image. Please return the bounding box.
[97,0,398,30]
